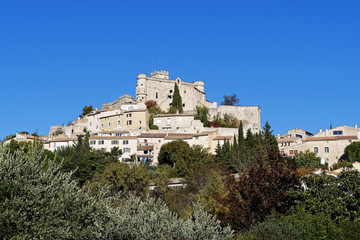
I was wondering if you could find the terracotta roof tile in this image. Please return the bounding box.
[305,136,358,141]
[213,136,233,140]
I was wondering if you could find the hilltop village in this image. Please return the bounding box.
[3,70,360,239]
[44,70,262,164]
[5,70,360,168]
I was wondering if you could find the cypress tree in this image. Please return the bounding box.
[238,121,245,153]
[170,83,183,113]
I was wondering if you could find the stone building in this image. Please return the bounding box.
[102,94,135,109]
[101,70,262,133]
[135,70,217,112]
[278,125,360,166]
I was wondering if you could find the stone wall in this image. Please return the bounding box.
[208,106,261,133]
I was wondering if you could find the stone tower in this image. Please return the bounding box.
[136,73,147,103]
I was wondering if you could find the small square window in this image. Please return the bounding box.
[325,147,329,153]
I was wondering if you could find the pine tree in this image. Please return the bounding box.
[263,121,280,160]
[170,83,183,113]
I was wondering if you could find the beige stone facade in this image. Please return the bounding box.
[278,125,360,166]
[89,135,138,162]
[99,108,149,132]
[135,70,217,112]
[137,131,219,164]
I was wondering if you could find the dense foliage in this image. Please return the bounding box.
[291,169,360,222]
[344,141,360,162]
[293,149,325,169]
[3,119,360,239]
[194,106,209,127]
[0,143,233,239]
[215,156,299,232]
[56,132,119,185]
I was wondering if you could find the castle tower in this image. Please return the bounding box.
[194,81,205,93]
[136,73,147,102]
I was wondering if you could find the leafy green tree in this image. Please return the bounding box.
[344,141,360,162]
[0,143,112,239]
[221,94,239,106]
[158,140,191,168]
[294,150,325,169]
[237,210,343,240]
[112,195,233,240]
[57,132,117,185]
[79,105,94,118]
[194,106,209,127]
[291,169,360,222]
[91,162,150,197]
[169,83,183,113]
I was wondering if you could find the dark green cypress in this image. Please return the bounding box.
[170,83,183,113]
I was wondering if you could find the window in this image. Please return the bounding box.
[170,90,173,93]
[295,134,302,138]
[90,140,96,145]
[98,140,104,145]
[107,122,111,127]
[127,120,132,125]
[117,120,121,126]
[123,140,129,145]
[123,148,130,153]
[144,150,148,154]
[314,147,318,153]
[289,150,294,154]
[144,139,148,143]
[101,148,106,152]
[184,90,186,93]
[126,113,132,117]
[156,92,158,99]
[333,131,343,135]
[168,95,172,99]
[325,147,329,153]
[100,124,104,129]
[111,140,118,145]
[183,103,185,107]
[294,150,298,154]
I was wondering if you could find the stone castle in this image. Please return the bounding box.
[103,70,262,132]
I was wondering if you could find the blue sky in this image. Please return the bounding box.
[1,0,359,139]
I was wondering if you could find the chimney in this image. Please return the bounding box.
[355,124,358,129]
[319,129,322,133]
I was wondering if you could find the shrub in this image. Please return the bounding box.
[150,124,159,130]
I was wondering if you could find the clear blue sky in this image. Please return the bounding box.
[1,0,359,139]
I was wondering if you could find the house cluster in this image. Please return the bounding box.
[40,70,261,165]
[277,125,360,166]
[6,70,357,169]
